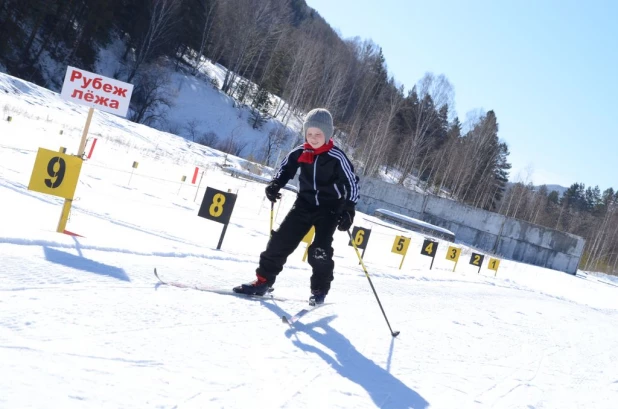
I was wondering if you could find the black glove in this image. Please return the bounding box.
[265,181,282,203]
[337,201,355,231]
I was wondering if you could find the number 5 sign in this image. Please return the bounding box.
[391,235,411,269]
[28,148,83,200]
[198,187,237,249]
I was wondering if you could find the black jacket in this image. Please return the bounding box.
[273,144,360,209]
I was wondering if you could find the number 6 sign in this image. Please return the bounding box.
[198,187,237,249]
[348,226,371,261]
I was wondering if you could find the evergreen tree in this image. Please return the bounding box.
[249,85,272,129]
[561,183,587,212]
[585,185,601,213]
[602,188,616,207]
[548,190,560,205]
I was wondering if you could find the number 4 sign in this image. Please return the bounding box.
[198,187,237,250]
[420,239,438,270]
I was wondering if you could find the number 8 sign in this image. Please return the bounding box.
[198,187,237,225]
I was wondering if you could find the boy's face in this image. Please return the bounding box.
[306,127,326,149]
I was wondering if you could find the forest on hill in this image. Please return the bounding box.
[1,0,615,274]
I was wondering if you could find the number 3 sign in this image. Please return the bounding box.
[198,187,237,249]
[28,148,83,200]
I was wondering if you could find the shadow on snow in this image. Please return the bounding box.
[43,239,129,282]
[259,302,429,409]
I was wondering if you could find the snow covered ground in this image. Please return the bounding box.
[1,72,618,409]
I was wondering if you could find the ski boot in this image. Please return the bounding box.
[309,289,326,306]
[233,274,272,296]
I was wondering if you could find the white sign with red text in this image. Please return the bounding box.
[60,66,134,117]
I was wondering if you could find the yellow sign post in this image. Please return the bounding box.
[28,148,83,199]
[488,258,501,276]
[128,161,139,186]
[58,107,93,232]
[445,246,462,272]
[391,235,411,269]
[301,226,315,262]
[42,66,134,235]
[28,148,84,233]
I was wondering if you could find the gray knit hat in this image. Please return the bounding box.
[303,108,334,139]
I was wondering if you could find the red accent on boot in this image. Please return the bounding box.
[255,274,268,285]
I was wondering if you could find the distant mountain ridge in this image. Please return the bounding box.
[543,184,569,197]
[505,182,569,198]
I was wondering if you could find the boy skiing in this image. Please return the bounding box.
[233,108,359,305]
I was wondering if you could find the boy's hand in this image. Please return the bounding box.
[337,201,355,231]
[265,181,282,203]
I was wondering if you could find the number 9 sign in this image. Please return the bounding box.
[28,148,83,199]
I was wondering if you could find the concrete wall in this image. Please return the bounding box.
[357,177,585,274]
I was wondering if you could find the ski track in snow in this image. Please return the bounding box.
[1,72,618,408]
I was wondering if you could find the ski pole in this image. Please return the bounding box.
[347,229,400,338]
[269,201,274,237]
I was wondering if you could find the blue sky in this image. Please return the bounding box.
[305,0,617,192]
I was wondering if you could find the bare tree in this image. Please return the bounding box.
[127,0,179,83]
[358,83,404,177]
[196,131,218,147]
[184,119,203,141]
[262,123,289,165]
[396,73,454,185]
[217,126,248,156]
[129,64,175,125]
[192,0,218,75]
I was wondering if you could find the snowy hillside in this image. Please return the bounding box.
[1,73,618,409]
[39,38,306,168]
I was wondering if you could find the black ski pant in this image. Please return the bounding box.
[257,201,339,293]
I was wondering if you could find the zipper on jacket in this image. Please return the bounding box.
[313,156,319,205]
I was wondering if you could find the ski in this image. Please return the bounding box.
[154,268,288,302]
[282,302,332,325]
